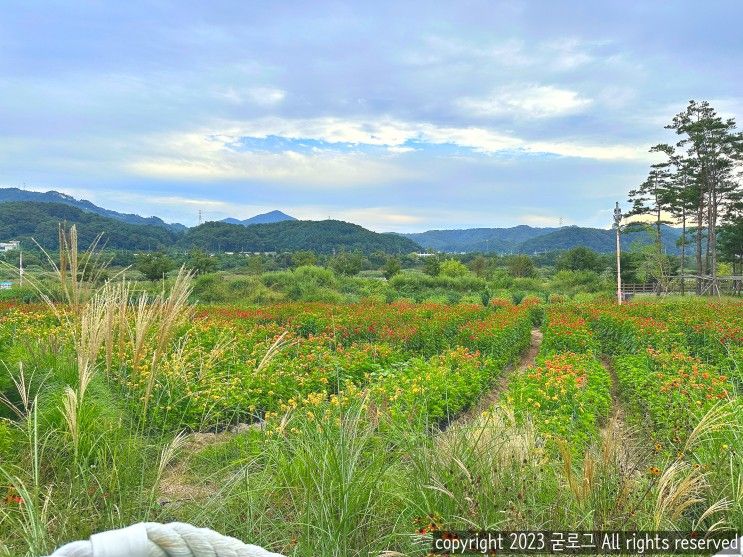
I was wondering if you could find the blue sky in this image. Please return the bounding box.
[1,1,741,232]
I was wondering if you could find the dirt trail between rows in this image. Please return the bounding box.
[599,356,644,475]
[448,328,543,428]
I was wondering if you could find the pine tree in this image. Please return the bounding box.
[667,100,743,294]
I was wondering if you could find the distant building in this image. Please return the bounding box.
[415,252,436,257]
[0,281,12,290]
[0,240,20,252]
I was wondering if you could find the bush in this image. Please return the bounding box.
[192,273,230,303]
[439,259,470,277]
[0,286,39,303]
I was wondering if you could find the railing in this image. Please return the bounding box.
[623,275,743,296]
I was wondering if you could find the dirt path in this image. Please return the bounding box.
[159,423,263,507]
[599,356,644,475]
[450,328,543,427]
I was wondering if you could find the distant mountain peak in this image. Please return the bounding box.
[221,210,296,226]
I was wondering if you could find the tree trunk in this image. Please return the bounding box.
[656,204,662,296]
[695,166,707,295]
[710,186,719,296]
[680,209,686,296]
[696,203,704,294]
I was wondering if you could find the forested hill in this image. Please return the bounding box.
[0,202,179,250]
[180,220,420,254]
[403,224,683,254]
[0,202,420,254]
[402,225,558,252]
[0,187,185,232]
[518,225,683,254]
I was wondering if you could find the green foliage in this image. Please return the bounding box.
[0,202,179,250]
[506,254,536,277]
[480,289,491,308]
[185,249,217,276]
[550,270,605,296]
[422,255,440,276]
[329,251,363,276]
[135,251,175,281]
[614,351,731,448]
[439,258,469,277]
[0,285,39,303]
[382,256,400,280]
[181,220,419,254]
[469,255,488,277]
[291,250,317,268]
[508,352,611,451]
[556,247,602,272]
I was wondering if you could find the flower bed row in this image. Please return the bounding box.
[110,301,534,430]
[613,347,733,449]
[506,351,611,450]
[506,306,611,452]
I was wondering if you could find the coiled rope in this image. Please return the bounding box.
[44,522,285,557]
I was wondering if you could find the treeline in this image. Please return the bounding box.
[0,202,178,250]
[0,202,419,255]
[629,100,743,291]
[182,220,418,254]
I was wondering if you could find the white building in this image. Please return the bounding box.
[0,240,20,252]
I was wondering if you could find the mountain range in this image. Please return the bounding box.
[0,187,186,232]
[0,201,417,254]
[0,188,684,255]
[401,224,684,254]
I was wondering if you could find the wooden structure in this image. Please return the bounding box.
[623,275,743,296]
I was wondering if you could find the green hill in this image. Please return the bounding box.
[402,225,558,252]
[403,224,683,254]
[0,202,179,250]
[0,202,420,254]
[0,187,186,232]
[181,220,420,254]
[517,225,683,254]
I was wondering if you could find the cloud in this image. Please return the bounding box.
[457,85,592,118]
[519,214,562,227]
[128,132,417,186]
[126,116,651,185]
[215,86,286,106]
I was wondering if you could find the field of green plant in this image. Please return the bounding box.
[0,266,741,555]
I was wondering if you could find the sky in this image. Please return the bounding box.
[1,1,742,232]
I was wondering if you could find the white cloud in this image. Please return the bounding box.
[128,131,416,186]
[126,115,651,185]
[214,116,647,160]
[216,86,286,106]
[457,85,592,118]
[519,214,562,227]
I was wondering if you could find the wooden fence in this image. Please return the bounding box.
[623,275,743,297]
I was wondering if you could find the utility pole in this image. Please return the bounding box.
[613,202,623,305]
[19,249,23,286]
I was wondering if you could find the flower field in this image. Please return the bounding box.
[0,290,742,555]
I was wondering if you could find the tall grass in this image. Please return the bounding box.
[0,229,741,555]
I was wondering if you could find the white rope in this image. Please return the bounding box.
[45,522,285,557]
